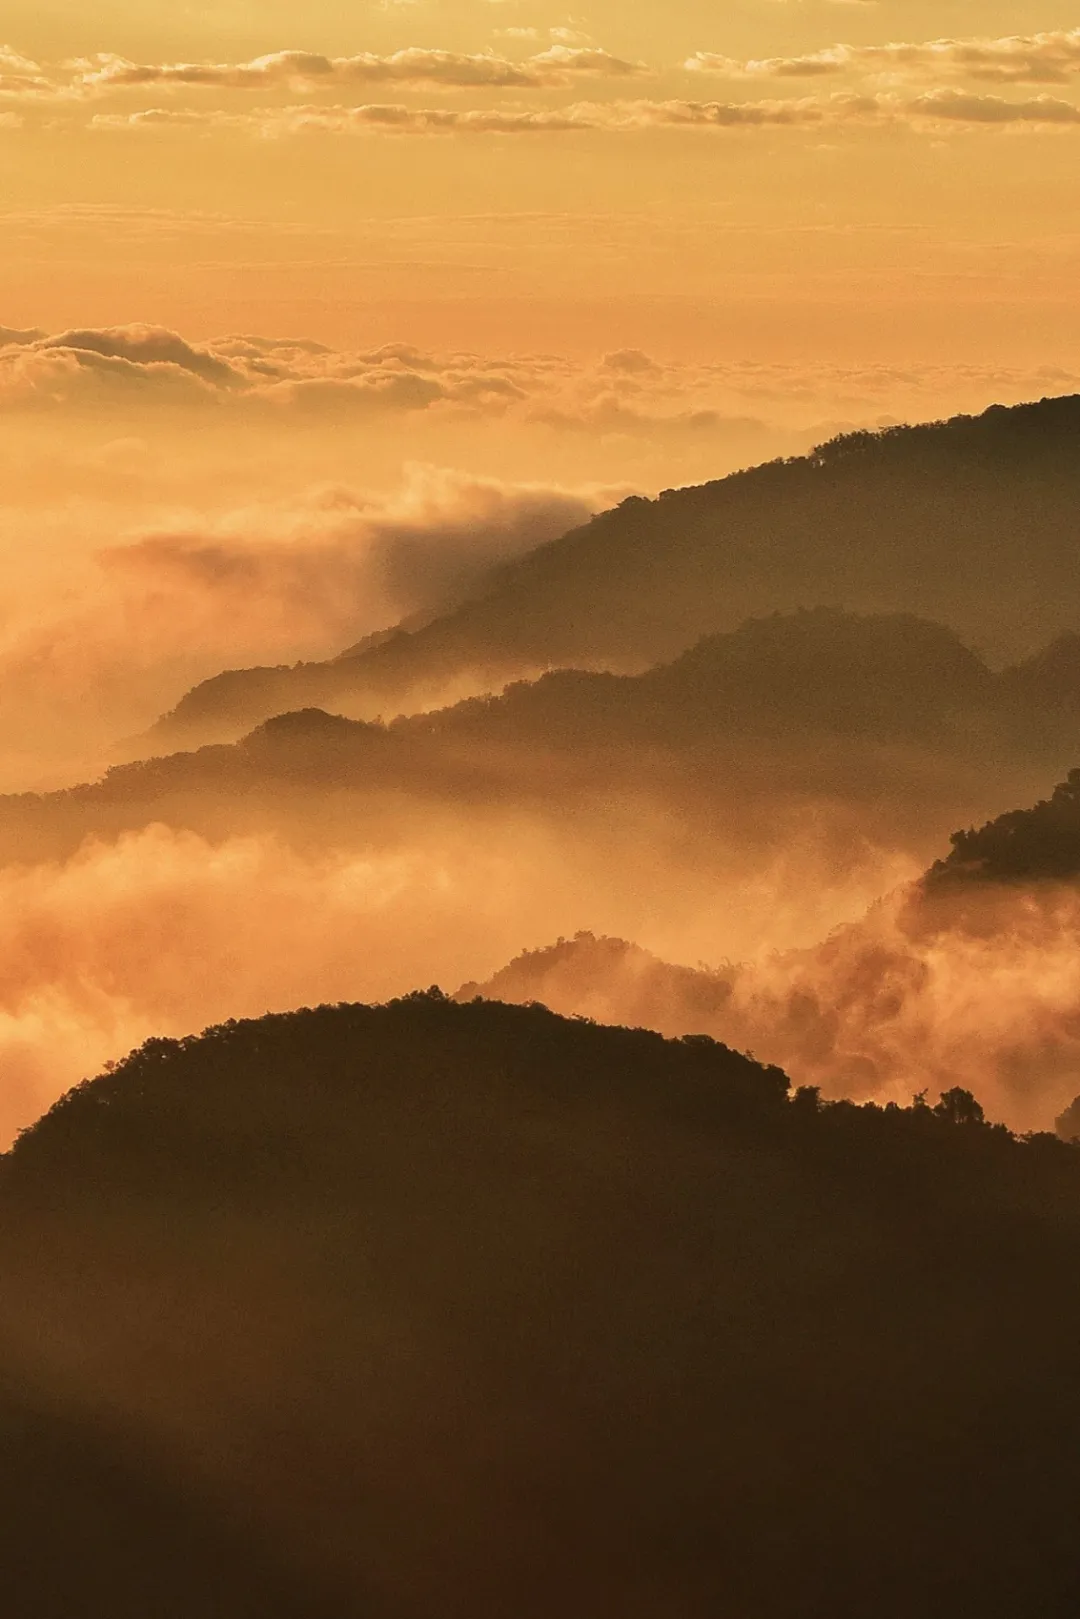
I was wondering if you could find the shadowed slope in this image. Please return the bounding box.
[4,994,1080,1616]
[145,395,1080,750]
[0,1370,344,1619]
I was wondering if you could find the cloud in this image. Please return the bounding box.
[98,464,613,630]
[0,325,690,423]
[0,822,587,1146]
[3,44,646,100]
[687,29,1080,87]
[40,324,244,385]
[5,326,1079,440]
[0,324,43,345]
[0,44,51,98]
[90,102,600,136]
[601,350,662,375]
[908,89,1080,126]
[0,462,619,785]
[87,91,1080,139]
[718,880,1080,1133]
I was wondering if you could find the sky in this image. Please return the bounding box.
[2,2,1080,362]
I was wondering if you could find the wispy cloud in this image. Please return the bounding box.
[0,43,647,101]
[687,29,1080,87]
[88,92,1080,139]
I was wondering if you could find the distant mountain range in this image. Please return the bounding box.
[5,993,1080,1616]
[7,607,1080,870]
[142,395,1080,751]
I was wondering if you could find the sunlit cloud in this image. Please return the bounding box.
[687,29,1080,87]
[0,43,647,101]
[86,92,1080,138]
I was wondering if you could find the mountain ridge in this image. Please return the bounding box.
[140,394,1080,752]
[5,607,1079,870]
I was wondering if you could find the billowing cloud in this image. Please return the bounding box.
[0,821,590,1146]
[0,323,43,345]
[4,325,1077,442]
[3,32,1078,136]
[0,324,749,424]
[40,324,244,385]
[718,880,1080,1133]
[0,461,619,787]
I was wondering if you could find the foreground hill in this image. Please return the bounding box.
[2,609,1078,871]
[146,396,1080,749]
[4,993,1080,1615]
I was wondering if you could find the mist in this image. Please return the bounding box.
[0,791,937,1148]
[464,874,1080,1134]
[0,459,618,788]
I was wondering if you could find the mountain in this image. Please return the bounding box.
[2,609,1077,871]
[457,932,738,1036]
[931,767,1080,884]
[4,993,1080,1615]
[143,395,1080,751]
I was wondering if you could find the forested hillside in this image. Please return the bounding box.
[146,396,1080,749]
[4,994,1080,1616]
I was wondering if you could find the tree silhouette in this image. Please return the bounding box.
[934,1086,986,1126]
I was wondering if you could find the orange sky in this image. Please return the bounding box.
[2,3,1080,362]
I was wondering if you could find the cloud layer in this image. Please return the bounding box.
[83,92,1080,139]
[6,32,1080,137]
[1,41,645,101]
[4,322,1075,433]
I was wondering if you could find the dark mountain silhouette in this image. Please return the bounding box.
[931,768,1080,884]
[5,993,1080,1615]
[1057,1093,1080,1142]
[0,1373,342,1619]
[2,608,1078,869]
[143,395,1080,751]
